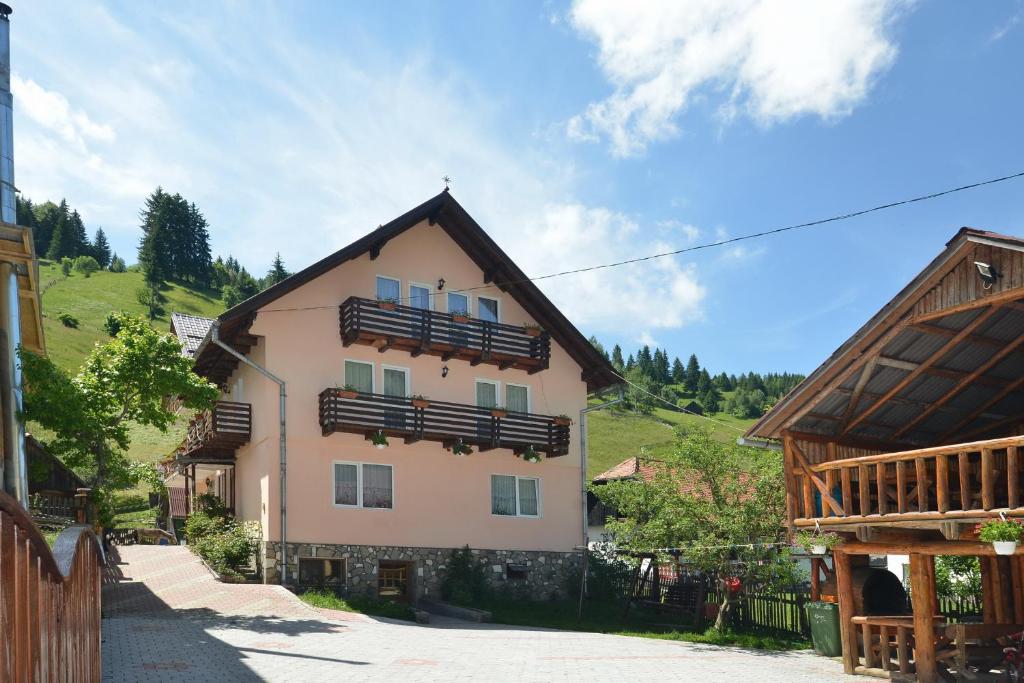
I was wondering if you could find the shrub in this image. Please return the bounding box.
[193,522,257,572]
[109,255,127,273]
[58,312,78,328]
[60,257,73,276]
[73,255,100,277]
[135,285,166,320]
[103,312,124,337]
[440,545,491,606]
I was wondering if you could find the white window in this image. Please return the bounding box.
[334,462,393,509]
[506,384,529,413]
[475,379,499,408]
[382,366,410,398]
[447,292,470,316]
[231,376,245,403]
[344,360,374,394]
[376,276,400,302]
[409,283,432,310]
[491,475,540,517]
[478,296,499,323]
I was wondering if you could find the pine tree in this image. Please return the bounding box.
[625,353,636,371]
[138,188,172,286]
[653,348,670,384]
[637,345,653,378]
[672,357,685,384]
[91,228,111,268]
[611,344,624,370]
[33,201,60,257]
[16,197,39,252]
[45,200,75,260]
[264,252,290,288]
[69,210,88,255]
[186,201,212,285]
[684,353,701,393]
[697,368,712,395]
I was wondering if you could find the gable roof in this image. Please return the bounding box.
[746,227,1024,446]
[170,313,214,358]
[592,455,753,500]
[191,191,618,390]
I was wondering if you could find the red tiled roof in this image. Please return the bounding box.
[593,456,754,500]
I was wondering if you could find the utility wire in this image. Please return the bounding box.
[608,368,747,434]
[254,169,1024,312]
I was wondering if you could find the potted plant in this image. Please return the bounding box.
[978,518,1024,555]
[553,414,572,427]
[411,394,430,409]
[450,440,472,457]
[795,529,841,555]
[370,431,389,449]
[337,384,359,400]
[451,309,471,324]
[522,323,543,337]
[490,405,508,419]
[521,446,542,464]
[377,297,398,311]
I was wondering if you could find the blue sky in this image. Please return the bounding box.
[9,1,1024,375]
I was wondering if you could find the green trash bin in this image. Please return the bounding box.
[806,601,842,657]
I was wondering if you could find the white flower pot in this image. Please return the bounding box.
[374,443,387,449]
[811,545,828,556]
[994,541,1018,556]
[453,451,467,457]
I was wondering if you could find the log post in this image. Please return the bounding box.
[981,556,996,623]
[909,553,938,683]
[835,549,858,674]
[783,434,798,526]
[810,557,821,602]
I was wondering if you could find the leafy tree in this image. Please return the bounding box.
[684,353,701,393]
[593,429,797,630]
[136,285,166,320]
[73,255,100,277]
[21,314,219,519]
[109,254,127,273]
[103,312,124,337]
[264,252,290,288]
[624,367,658,414]
[91,228,111,268]
[672,357,685,384]
[221,284,243,308]
[60,258,72,277]
[725,387,767,419]
[33,200,61,257]
[934,556,981,600]
[611,344,624,370]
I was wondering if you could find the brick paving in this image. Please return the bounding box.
[102,545,862,682]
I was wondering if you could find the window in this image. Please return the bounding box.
[476,380,498,408]
[376,276,400,302]
[478,296,499,323]
[334,462,393,509]
[382,367,409,398]
[298,558,346,586]
[447,292,470,316]
[491,475,540,517]
[409,284,431,310]
[344,360,374,394]
[506,384,529,413]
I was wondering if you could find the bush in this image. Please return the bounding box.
[73,255,100,277]
[109,255,127,273]
[60,257,72,276]
[103,312,124,337]
[184,509,227,540]
[135,285,166,320]
[440,545,491,606]
[58,312,78,328]
[192,522,257,572]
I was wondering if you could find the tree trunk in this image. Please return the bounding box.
[714,594,734,631]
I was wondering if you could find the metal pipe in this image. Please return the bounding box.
[736,436,783,452]
[0,3,14,225]
[0,262,25,504]
[210,322,290,584]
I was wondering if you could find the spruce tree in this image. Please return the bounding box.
[672,357,685,384]
[625,353,636,371]
[186,201,212,285]
[611,344,624,370]
[69,210,88,255]
[684,353,701,393]
[33,201,60,257]
[138,188,172,286]
[264,252,290,288]
[45,200,75,260]
[91,228,111,268]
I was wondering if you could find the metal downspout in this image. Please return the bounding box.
[210,322,289,584]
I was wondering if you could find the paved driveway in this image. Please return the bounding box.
[102,546,861,682]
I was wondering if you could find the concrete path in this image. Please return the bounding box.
[102,545,862,682]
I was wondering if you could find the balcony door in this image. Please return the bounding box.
[409,284,431,339]
[478,296,499,324]
[475,380,498,442]
[448,292,470,348]
[382,367,409,429]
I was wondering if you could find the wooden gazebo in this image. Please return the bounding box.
[747,228,1024,682]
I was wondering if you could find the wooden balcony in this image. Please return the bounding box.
[791,435,1024,527]
[318,388,570,456]
[177,400,251,462]
[339,296,551,373]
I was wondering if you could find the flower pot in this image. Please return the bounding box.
[453,451,467,457]
[411,399,430,409]
[553,417,572,427]
[523,326,542,337]
[338,390,358,399]
[810,545,828,556]
[452,315,470,324]
[374,443,388,449]
[994,541,1018,555]
[378,301,396,311]
[491,409,508,419]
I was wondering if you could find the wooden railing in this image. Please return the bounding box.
[0,490,103,681]
[319,388,571,456]
[850,616,920,677]
[339,296,551,373]
[178,400,251,459]
[792,435,1024,525]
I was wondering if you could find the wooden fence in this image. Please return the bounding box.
[0,489,104,681]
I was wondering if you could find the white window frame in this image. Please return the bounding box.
[332,461,394,510]
[475,378,501,408]
[343,359,375,394]
[505,382,531,413]
[408,282,434,311]
[381,364,411,398]
[375,275,402,302]
[490,474,542,518]
[477,295,501,323]
[446,291,472,316]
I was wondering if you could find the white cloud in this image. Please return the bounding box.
[991,6,1022,42]
[568,0,905,156]
[12,75,115,151]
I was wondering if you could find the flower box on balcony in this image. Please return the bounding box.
[553,415,572,426]
[377,299,397,311]
[452,312,471,324]
[337,388,359,400]
[411,397,430,409]
[522,324,543,337]
[491,408,508,419]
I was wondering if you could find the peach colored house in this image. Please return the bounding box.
[165,192,617,600]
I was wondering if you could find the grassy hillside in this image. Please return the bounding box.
[37,261,225,467]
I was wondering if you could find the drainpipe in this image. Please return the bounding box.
[577,388,624,617]
[210,322,289,584]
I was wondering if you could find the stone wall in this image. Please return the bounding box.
[265,541,582,601]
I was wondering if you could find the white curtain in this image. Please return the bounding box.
[476,382,497,408]
[478,297,499,323]
[382,368,407,397]
[518,478,539,516]
[362,464,393,509]
[410,285,430,310]
[376,276,400,301]
[344,361,373,394]
[334,463,358,506]
[506,385,528,413]
[491,475,517,515]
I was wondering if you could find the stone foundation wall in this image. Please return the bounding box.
[264,541,582,601]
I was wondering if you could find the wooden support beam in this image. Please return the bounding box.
[909,553,937,683]
[859,465,871,516]
[790,441,845,516]
[845,304,1003,434]
[912,321,1004,348]
[982,448,995,510]
[834,550,858,675]
[839,358,877,431]
[841,467,853,517]
[1010,446,1020,510]
[935,454,949,513]
[895,331,1024,439]
[907,289,1024,324]
[958,451,971,509]
[981,556,996,623]
[960,410,1024,441]
[915,457,929,512]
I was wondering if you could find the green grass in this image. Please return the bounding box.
[481,598,808,650]
[111,507,159,528]
[298,588,417,621]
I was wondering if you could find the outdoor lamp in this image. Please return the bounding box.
[441,364,449,378]
[437,278,445,290]
[974,261,999,288]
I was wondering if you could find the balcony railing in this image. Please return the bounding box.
[792,435,1024,526]
[177,400,251,461]
[318,388,570,457]
[339,296,551,373]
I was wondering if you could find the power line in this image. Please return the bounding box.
[258,169,1024,313]
[608,368,746,434]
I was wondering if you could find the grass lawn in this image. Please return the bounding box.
[111,506,159,528]
[481,598,809,650]
[298,588,417,621]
